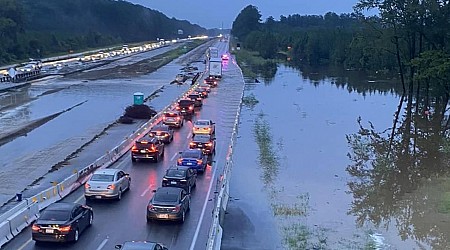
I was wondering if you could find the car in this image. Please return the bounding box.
[199,84,211,93]
[147,187,190,223]
[189,134,216,155]
[148,125,174,144]
[84,169,131,201]
[187,93,203,107]
[175,99,195,116]
[194,87,208,98]
[192,119,215,136]
[177,149,208,173]
[115,241,168,250]
[221,54,229,60]
[162,166,197,193]
[131,137,164,163]
[175,73,187,83]
[204,76,218,87]
[162,111,183,128]
[32,202,93,243]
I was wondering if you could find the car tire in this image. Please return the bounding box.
[73,228,79,242]
[117,189,122,201]
[127,180,131,191]
[154,155,159,163]
[88,212,93,227]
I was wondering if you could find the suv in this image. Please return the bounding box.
[204,76,218,87]
[162,111,183,128]
[149,125,174,144]
[162,166,197,193]
[189,134,216,155]
[187,93,202,107]
[131,137,164,163]
[176,99,195,116]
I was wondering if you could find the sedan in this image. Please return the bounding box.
[162,166,197,193]
[115,241,168,250]
[177,149,208,173]
[192,119,215,136]
[147,187,190,223]
[84,169,131,200]
[149,125,174,144]
[32,202,93,243]
[189,134,216,155]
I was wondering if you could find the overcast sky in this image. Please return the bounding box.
[127,0,360,29]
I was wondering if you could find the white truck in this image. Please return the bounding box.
[208,58,222,79]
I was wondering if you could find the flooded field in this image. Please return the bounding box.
[223,64,450,249]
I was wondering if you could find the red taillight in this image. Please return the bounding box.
[197,159,203,165]
[85,183,90,189]
[176,106,180,110]
[177,159,182,164]
[32,224,40,231]
[148,204,155,211]
[206,143,212,147]
[132,146,138,152]
[189,142,195,146]
[176,117,180,120]
[59,225,71,232]
[172,205,181,212]
[150,146,156,151]
[107,184,115,190]
[189,106,194,110]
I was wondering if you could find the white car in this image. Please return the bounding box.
[84,169,131,201]
[192,119,215,136]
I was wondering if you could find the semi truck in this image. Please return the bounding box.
[208,59,222,79]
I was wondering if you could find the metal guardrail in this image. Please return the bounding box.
[206,64,246,249]
[0,73,204,248]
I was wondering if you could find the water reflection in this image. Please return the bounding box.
[346,84,450,248]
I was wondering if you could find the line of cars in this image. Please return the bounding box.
[30,78,219,247]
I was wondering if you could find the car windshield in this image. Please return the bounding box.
[91,174,114,182]
[195,121,209,126]
[165,113,178,117]
[178,100,193,106]
[153,192,179,203]
[135,141,154,149]
[39,210,71,221]
[193,135,210,142]
[151,127,168,132]
[166,169,186,178]
[181,151,200,158]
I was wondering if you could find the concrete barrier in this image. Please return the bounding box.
[0,220,13,248]
[0,201,27,223]
[26,203,39,224]
[8,207,29,236]
[28,185,61,210]
[57,174,79,198]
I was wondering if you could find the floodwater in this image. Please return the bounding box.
[223,64,450,249]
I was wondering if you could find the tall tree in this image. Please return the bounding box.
[231,5,261,41]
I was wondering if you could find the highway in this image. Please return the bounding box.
[2,40,244,250]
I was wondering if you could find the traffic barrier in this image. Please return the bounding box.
[0,201,27,223]
[26,203,39,224]
[8,207,29,236]
[28,185,61,211]
[57,174,79,198]
[0,220,13,248]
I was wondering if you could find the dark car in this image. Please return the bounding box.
[147,187,190,223]
[149,125,174,144]
[194,87,208,98]
[204,76,218,87]
[187,93,202,107]
[189,134,216,155]
[175,99,195,116]
[131,137,164,163]
[32,202,93,243]
[162,166,197,193]
[177,149,208,173]
[115,241,168,250]
[162,111,183,128]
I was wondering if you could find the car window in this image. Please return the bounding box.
[91,174,114,182]
[165,113,178,117]
[166,169,186,178]
[181,151,200,158]
[195,121,210,126]
[40,210,71,221]
[153,192,179,203]
[155,245,162,250]
[72,205,83,218]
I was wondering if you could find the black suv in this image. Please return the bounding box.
[162,166,197,193]
[176,99,195,116]
[187,93,202,107]
[189,134,216,155]
[149,125,174,144]
[131,137,164,163]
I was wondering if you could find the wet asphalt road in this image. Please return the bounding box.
[2,40,247,250]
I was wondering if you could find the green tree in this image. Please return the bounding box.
[231,5,261,41]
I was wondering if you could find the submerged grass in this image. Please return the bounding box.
[242,93,259,109]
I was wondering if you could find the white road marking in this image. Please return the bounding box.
[189,146,220,250]
[17,238,32,250]
[170,152,178,161]
[112,159,127,169]
[75,194,84,204]
[186,132,192,139]
[141,185,153,197]
[96,238,109,250]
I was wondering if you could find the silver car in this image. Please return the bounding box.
[84,169,131,201]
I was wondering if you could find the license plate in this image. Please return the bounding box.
[95,196,102,199]
[186,162,193,165]
[170,181,177,185]
[140,150,146,153]
[157,214,169,219]
[45,229,54,234]
[198,145,203,147]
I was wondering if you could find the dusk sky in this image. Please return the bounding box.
[127,0,361,29]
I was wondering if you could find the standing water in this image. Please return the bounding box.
[223,64,450,249]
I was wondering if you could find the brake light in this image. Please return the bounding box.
[172,205,181,212]
[176,106,180,110]
[163,117,167,121]
[176,117,180,120]
[32,224,40,231]
[107,184,115,190]
[131,146,138,152]
[150,146,156,151]
[189,142,196,146]
[177,159,182,165]
[85,183,90,189]
[206,142,212,147]
[197,159,203,165]
[189,106,194,110]
[59,225,71,232]
[148,204,155,211]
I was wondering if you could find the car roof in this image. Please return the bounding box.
[136,137,158,144]
[93,169,119,175]
[192,134,212,141]
[195,119,211,123]
[151,125,170,130]
[46,202,79,211]
[167,165,190,171]
[121,241,158,249]
[156,186,184,194]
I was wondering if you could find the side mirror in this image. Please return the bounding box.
[179,151,182,154]
[115,245,123,249]
[152,189,157,193]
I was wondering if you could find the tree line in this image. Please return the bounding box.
[0,0,207,66]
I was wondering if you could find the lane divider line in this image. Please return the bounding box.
[170,152,178,161]
[141,185,153,197]
[17,238,32,250]
[186,132,192,139]
[96,238,109,250]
